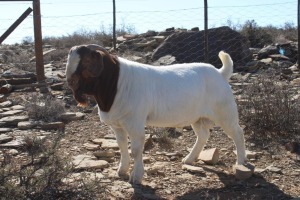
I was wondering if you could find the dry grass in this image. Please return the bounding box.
[0,133,104,200]
[239,73,299,134]
[25,94,65,122]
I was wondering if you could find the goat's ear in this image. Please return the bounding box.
[81,50,104,78]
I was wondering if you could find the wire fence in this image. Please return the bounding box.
[0,0,298,68]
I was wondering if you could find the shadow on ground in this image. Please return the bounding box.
[129,167,293,200]
[175,167,292,200]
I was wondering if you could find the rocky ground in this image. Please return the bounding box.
[0,37,300,199]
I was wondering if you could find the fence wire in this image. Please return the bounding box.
[0,1,298,68]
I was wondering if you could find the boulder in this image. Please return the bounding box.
[257,45,279,59]
[152,26,252,68]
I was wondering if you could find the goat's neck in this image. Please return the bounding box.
[93,56,119,112]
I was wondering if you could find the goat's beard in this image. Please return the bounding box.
[73,90,88,107]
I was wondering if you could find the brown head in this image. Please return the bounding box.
[65,44,119,112]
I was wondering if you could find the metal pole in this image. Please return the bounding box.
[204,0,208,63]
[298,0,300,68]
[0,7,32,44]
[113,0,116,50]
[32,0,45,83]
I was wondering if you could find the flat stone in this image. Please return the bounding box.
[83,143,100,151]
[260,58,272,64]
[39,121,65,130]
[93,150,115,158]
[18,121,37,130]
[92,139,119,150]
[266,165,282,173]
[182,164,205,174]
[11,105,25,110]
[0,115,29,126]
[199,148,219,165]
[0,134,13,143]
[104,133,116,139]
[0,128,12,133]
[60,112,85,121]
[50,82,64,91]
[73,154,109,170]
[152,35,165,42]
[233,163,255,180]
[0,110,23,118]
[146,162,167,176]
[0,139,25,148]
[8,149,19,155]
[0,100,12,108]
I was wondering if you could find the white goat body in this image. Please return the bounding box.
[100,54,234,128]
[66,46,246,185]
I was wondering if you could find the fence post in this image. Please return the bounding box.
[297,0,300,69]
[113,0,116,50]
[204,0,208,63]
[32,0,45,84]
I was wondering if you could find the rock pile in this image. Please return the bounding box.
[0,99,85,149]
[115,26,253,68]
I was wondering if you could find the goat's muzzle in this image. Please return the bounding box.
[67,75,88,107]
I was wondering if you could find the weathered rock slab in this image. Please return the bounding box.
[73,154,109,170]
[182,164,205,174]
[233,163,255,180]
[92,138,119,150]
[199,148,219,165]
[0,110,23,118]
[0,100,13,108]
[0,116,29,126]
[0,134,13,143]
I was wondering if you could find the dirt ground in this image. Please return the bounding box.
[60,111,300,200]
[1,44,299,199]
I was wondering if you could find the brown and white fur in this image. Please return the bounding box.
[66,44,247,184]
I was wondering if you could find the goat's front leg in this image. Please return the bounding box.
[125,124,145,185]
[111,126,130,177]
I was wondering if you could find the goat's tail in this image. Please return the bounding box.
[218,51,233,81]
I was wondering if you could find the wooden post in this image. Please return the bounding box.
[32,0,45,83]
[204,0,208,63]
[113,0,116,50]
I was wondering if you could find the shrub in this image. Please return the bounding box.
[239,73,299,134]
[0,133,103,200]
[26,94,65,122]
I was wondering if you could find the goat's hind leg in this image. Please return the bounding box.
[182,119,212,164]
[222,122,246,165]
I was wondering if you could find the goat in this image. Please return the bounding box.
[66,44,247,184]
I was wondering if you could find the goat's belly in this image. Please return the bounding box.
[146,114,200,127]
